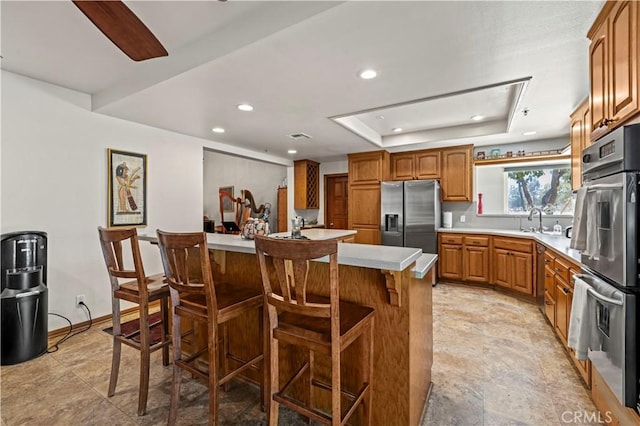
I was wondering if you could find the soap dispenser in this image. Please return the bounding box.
[553,220,562,235]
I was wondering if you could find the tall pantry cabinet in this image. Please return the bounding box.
[347,151,389,244]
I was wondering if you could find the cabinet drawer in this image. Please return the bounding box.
[544,251,556,266]
[493,237,533,253]
[464,236,489,247]
[554,258,571,283]
[440,234,463,245]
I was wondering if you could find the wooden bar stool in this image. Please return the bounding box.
[97,227,171,416]
[156,230,264,425]
[254,235,375,426]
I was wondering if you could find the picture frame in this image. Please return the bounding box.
[108,149,147,227]
[219,186,235,212]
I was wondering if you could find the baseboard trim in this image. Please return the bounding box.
[47,300,160,340]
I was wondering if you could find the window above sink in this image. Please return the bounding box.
[475,157,573,217]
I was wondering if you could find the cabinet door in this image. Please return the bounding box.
[544,265,556,301]
[440,146,472,201]
[609,0,639,124]
[439,244,463,280]
[464,246,489,283]
[277,187,288,233]
[348,184,381,245]
[567,290,592,386]
[590,22,608,136]
[493,249,510,288]
[390,153,415,181]
[415,151,440,180]
[511,252,533,295]
[555,277,570,346]
[544,292,556,328]
[352,228,380,245]
[348,151,387,185]
[348,184,380,228]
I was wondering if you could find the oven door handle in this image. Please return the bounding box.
[573,274,624,306]
[586,183,624,192]
[587,287,623,306]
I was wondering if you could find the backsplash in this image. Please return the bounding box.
[441,202,574,232]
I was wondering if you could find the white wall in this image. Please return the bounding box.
[202,150,286,231]
[1,72,285,329]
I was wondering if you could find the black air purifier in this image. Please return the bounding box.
[1,231,48,365]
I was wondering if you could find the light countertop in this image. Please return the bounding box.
[140,229,422,272]
[438,228,581,263]
[412,253,439,279]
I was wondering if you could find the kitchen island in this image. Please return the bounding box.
[141,229,437,425]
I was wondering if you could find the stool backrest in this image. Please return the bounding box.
[98,226,148,299]
[254,235,338,320]
[156,230,217,317]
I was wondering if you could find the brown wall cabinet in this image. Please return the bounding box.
[440,145,473,201]
[588,0,639,140]
[390,150,440,181]
[294,160,320,209]
[570,98,591,191]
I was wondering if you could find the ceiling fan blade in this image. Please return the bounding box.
[72,0,167,62]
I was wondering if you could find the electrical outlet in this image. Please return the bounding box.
[76,294,86,307]
[460,215,466,223]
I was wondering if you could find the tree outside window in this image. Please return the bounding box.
[506,166,572,214]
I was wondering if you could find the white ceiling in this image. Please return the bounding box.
[1,1,604,163]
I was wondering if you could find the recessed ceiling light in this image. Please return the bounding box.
[287,149,297,154]
[392,127,403,133]
[359,69,377,79]
[471,115,484,121]
[376,115,385,120]
[237,103,254,112]
[211,127,225,133]
[523,131,537,136]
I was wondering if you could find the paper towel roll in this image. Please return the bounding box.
[443,211,453,228]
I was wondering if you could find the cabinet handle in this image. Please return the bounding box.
[545,274,552,278]
[561,287,569,295]
[545,301,554,305]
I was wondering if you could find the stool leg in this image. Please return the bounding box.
[209,323,220,426]
[260,306,267,412]
[108,300,121,398]
[222,322,231,392]
[138,307,150,416]
[307,351,314,425]
[161,296,170,366]
[331,348,341,426]
[363,318,374,426]
[168,312,183,425]
[267,321,279,426]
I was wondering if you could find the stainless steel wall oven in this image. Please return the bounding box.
[580,123,640,414]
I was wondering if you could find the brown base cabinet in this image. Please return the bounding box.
[543,246,592,388]
[492,237,534,295]
[438,234,490,283]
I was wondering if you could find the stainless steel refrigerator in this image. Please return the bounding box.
[381,180,440,253]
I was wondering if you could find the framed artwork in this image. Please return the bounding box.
[220,186,234,212]
[108,149,147,227]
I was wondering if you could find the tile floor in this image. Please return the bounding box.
[0,283,598,425]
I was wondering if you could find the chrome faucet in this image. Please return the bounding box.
[527,207,543,233]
